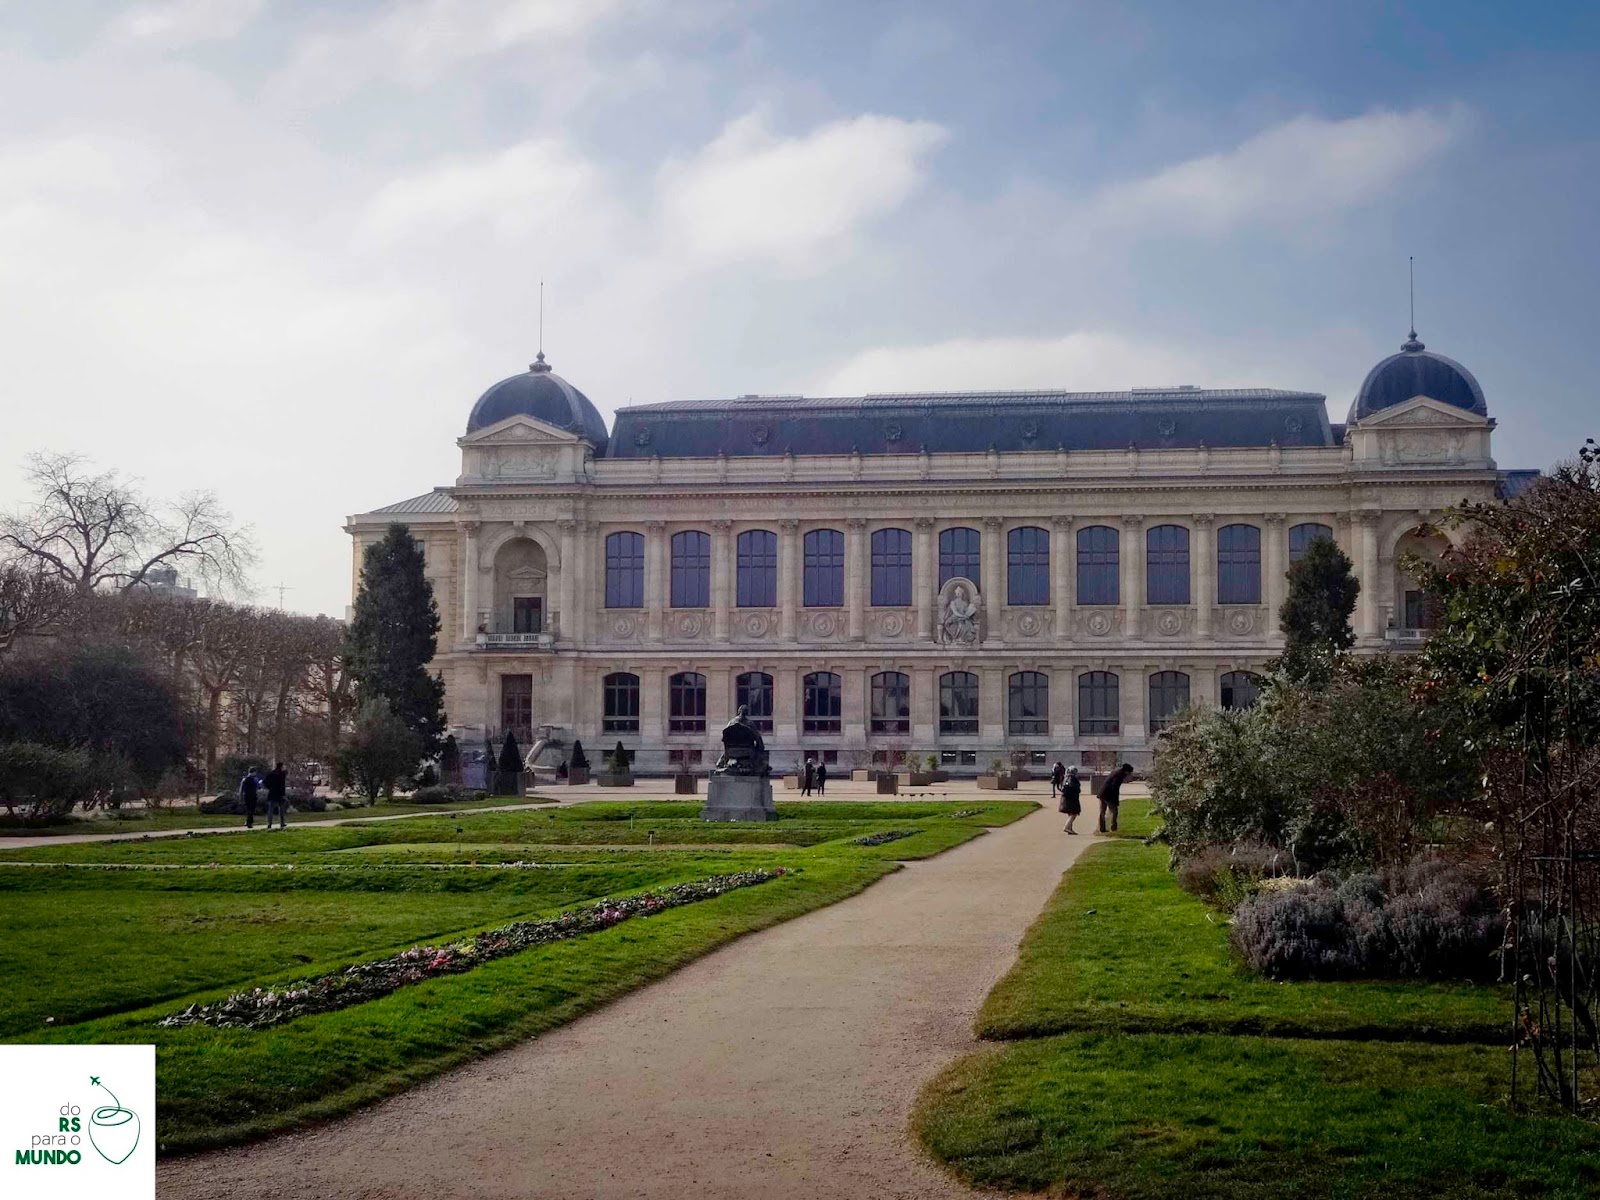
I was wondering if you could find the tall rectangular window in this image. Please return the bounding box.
[602,672,640,733]
[870,528,913,606]
[1289,522,1334,563]
[939,671,979,735]
[1076,525,1120,605]
[803,529,845,607]
[1008,671,1049,735]
[1217,524,1262,604]
[803,671,842,733]
[736,529,778,607]
[668,671,706,733]
[735,671,774,732]
[1007,526,1050,606]
[604,531,644,609]
[1077,671,1119,736]
[1145,524,1191,605]
[670,530,711,608]
[870,671,911,733]
[939,526,980,587]
[1148,671,1190,733]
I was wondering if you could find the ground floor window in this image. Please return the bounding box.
[668,671,706,733]
[735,671,774,732]
[601,672,640,733]
[803,671,842,734]
[940,671,979,735]
[1078,671,1119,736]
[668,749,703,766]
[1220,670,1262,711]
[870,670,911,734]
[1007,670,1048,735]
[1148,670,1191,733]
[500,674,532,741]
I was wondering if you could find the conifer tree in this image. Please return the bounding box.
[1277,535,1360,683]
[345,523,446,753]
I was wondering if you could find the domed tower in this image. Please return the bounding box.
[458,353,610,485]
[1345,329,1494,469]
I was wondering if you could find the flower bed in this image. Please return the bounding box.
[158,869,785,1030]
[852,830,915,847]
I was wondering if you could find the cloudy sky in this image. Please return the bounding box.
[2,1,1596,616]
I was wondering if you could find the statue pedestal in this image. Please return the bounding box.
[701,775,777,822]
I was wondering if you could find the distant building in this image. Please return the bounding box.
[346,334,1536,773]
[138,565,197,601]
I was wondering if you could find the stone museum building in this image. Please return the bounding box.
[346,332,1535,774]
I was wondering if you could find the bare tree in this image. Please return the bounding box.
[190,600,263,786]
[303,616,354,756]
[1,452,254,596]
[0,560,76,655]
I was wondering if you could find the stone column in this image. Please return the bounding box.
[1194,514,1216,638]
[775,666,800,751]
[646,521,667,642]
[982,517,1004,640]
[643,665,667,745]
[1122,664,1146,744]
[707,662,732,756]
[842,665,867,749]
[912,664,936,745]
[846,518,867,641]
[558,521,578,644]
[459,521,480,641]
[1263,512,1287,640]
[1357,510,1383,640]
[1052,662,1075,745]
[1052,516,1073,642]
[914,517,936,641]
[778,520,800,640]
[712,520,733,641]
[980,664,1005,746]
[1120,515,1144,637]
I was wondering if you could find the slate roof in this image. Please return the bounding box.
[1349,335,1487,423]
[605,387,1336,459]
[1496,469,1542,501]
[367,490,459,515]
[466,353,610,452]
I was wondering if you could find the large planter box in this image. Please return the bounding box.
[875,774,899,795]
[673,773,698,795]
[902,771,934,787]
[850,768,874,782]
[566,768,590,786]
[976,774,1018,791]
[931,770,951,783]
[595,773,633,787]
[782,775,801,790]
[492,770,524,797]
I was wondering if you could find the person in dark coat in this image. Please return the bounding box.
[801,758,815,797]
[1097,762,1134,833]
[239,768,261,829]
[264,762,289,830]
[815,760,828,795]
[1049,761,1066,800]
[1060,766,1083,834]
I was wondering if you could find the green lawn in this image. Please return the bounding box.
[976,833,1507,1042]
[0,798,1032,1153]
[915,798,1580,1199]
[917,1032,1600,1200]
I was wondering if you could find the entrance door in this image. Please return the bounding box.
[500,675,533,742]
[513,597,543,633]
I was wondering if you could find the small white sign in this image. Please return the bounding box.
[0,1045,155,1200]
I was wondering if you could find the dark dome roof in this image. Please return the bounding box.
[1348,333,1486,423]
[466,353,609,450]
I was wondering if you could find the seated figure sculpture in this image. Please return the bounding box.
[712,705,769,777]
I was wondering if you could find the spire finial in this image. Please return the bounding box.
[531,279,552,371]
[1401,256,1425,352]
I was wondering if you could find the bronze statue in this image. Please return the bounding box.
[712,705,769,777]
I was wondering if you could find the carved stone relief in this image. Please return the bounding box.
[1075,609,1124,638]
[866,609,914,640]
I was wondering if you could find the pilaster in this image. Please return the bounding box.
[1263,512,1287,639]
[778,520,799,641]
[1052,516,1073,644]
[1194,513,1216,637]
[646,520,666,642]
[712,520,733,641]
[1120,515,1144,637]
[1357,510,1383,639]
[846,518,867,641]
[459,521,480,641]
[914,517,936,641]
[982,517,1003,640]
[557,520,578,644]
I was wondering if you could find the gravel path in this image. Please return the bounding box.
[160,804,1095,1199]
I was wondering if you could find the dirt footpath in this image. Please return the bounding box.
[160,804,1096,1199]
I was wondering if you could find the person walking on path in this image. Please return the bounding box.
[1059,766,1083,834]
[1097,762,1134,833]
[263,762,289,830]
[815,760,827,795]
[800,758,814,797]
[1049,760,1066,801]
[239,768,262,830]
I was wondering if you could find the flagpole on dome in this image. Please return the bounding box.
[533,279,551,372]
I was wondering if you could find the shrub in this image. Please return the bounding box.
[1174,841,1293,910]
[411,784,452,804]
[199,792,245,815]
[414,762,440,789]
[0,742,94,819]
[1229,860,1502,981]
[333,700,423,802]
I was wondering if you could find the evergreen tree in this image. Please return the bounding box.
[1277,536,1360,683]
[345,523,446,752]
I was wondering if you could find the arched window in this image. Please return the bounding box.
[1217,524,1262,604]
[670,530,711,608]
[604,531,644,609]
[1008,671,1049,735]
[1078,671,1120,736]
[1289,522,1334,564]
[1145,524,1191,606]
[1007,526,1050,606]
[871,528,913,607]
[735,671,774,732]
[1220,670,1262,711]
[803,529,845,607]
[668,672,706,733]
[939,526,981,587]
[736,530,778,607]
[939,671,979,735]
[1148,670,1190,733]
[802,671,842,734]
[602,672,640,733]
[1076,525,1120,605]
[870,671,911,734]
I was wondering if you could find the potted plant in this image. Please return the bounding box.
[904,749,934,787]
[597,741,634,787]
[494,732,524,797]
[567,739,591,786]
[782,760,803,790]
[976,757,1017,791]
[673,765,698,795]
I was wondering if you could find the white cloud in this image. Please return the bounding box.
[277,0,623,97]
[358,140,612,246]
[101,0,265,50]
[656,112,947,273]
[1089,107,1465,235]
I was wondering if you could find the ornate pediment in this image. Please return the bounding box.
[459,413,580,446]
[1361,397,1487,428]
